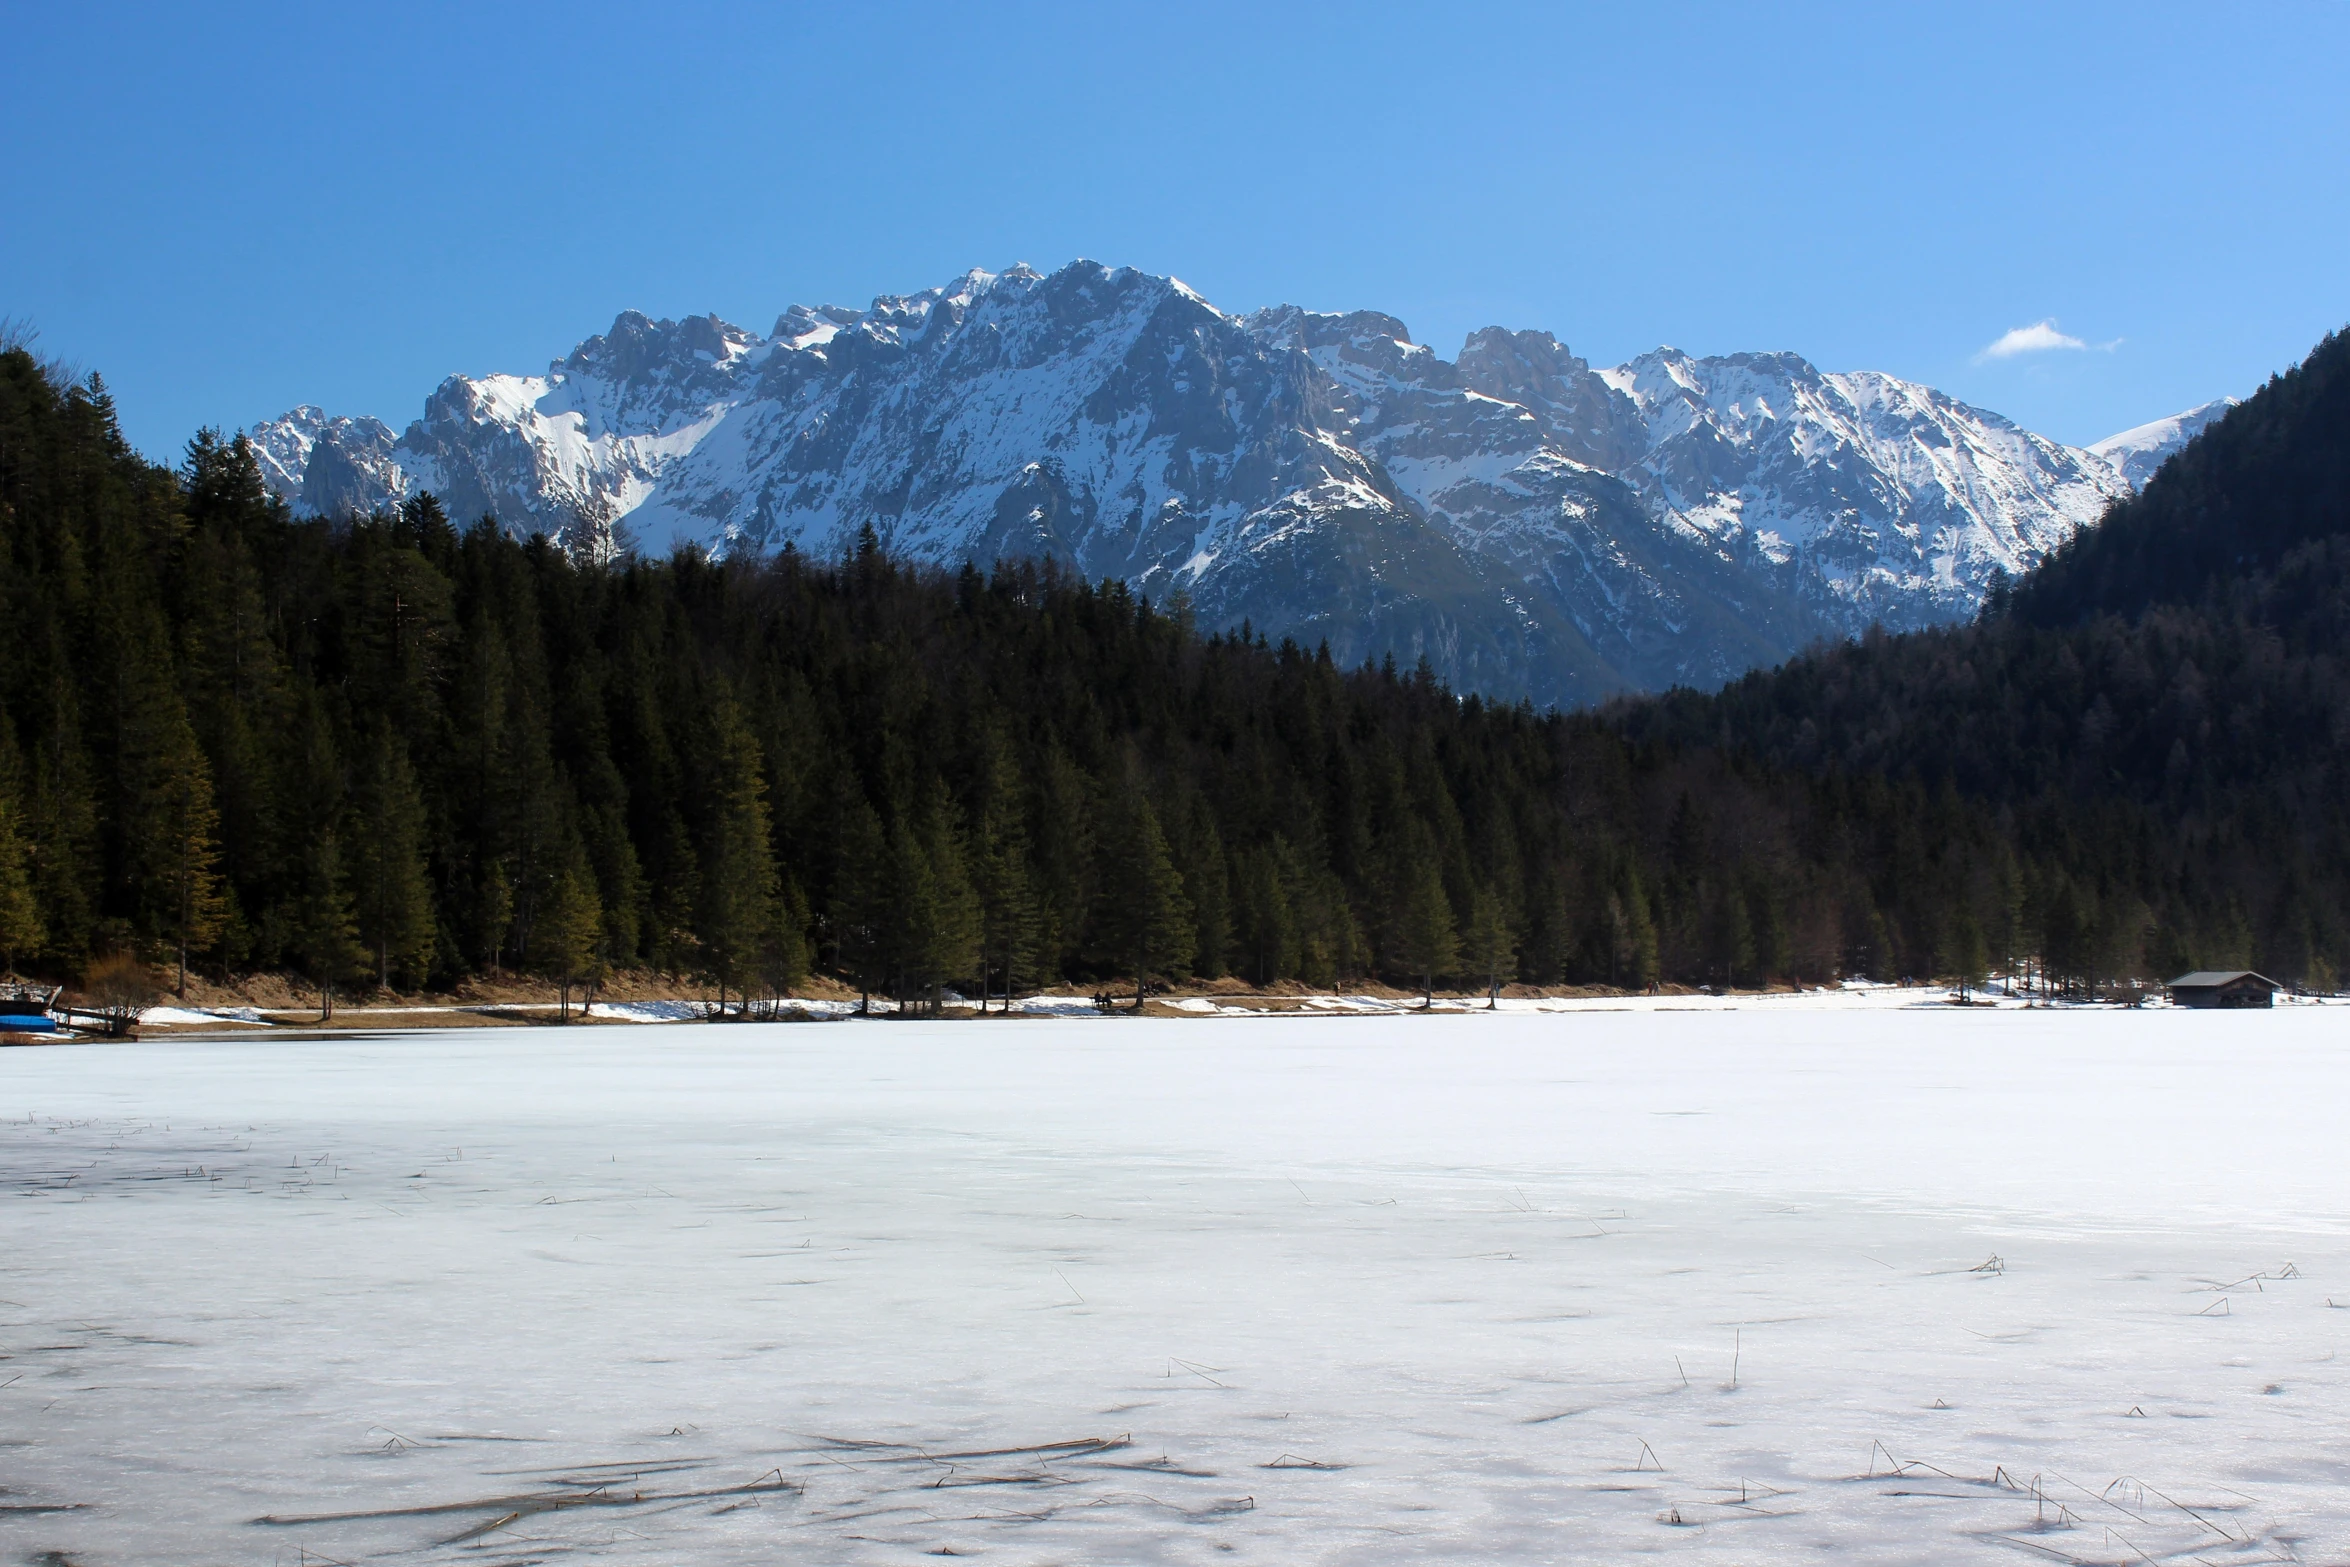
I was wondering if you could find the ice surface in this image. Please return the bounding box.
[4,1009,2345,1564]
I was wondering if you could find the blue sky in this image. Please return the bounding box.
[9,1,2346,458]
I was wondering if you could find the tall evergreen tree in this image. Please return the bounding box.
[0,784,44,976]
[969,731,1039,1011]
[1460,886,1515,1009]
[696,700,781,1013]
[23,705,99,968]
[289,830,368,1020]
[153,714,225,998]
[533,860,604,1021]
[348,728,436,990]
[1395,858,1459,1008]
[1233,840,1300,987]
[1944,907,1989,1001]
[973,827,1039,1013]
[110,655,224,997]
[830,790,890,1013]
[1093,787,1194,1010]
[1183,806,1232,982]
[758,878,810,1004]
[885,782,980,1014]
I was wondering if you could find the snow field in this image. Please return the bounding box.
[2,1009,2344,1564]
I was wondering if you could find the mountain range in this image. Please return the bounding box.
[248,261,2217,707]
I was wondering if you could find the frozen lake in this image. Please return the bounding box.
[3,1008,2344,1564]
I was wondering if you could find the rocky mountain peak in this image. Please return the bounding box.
[244,261,2218,708]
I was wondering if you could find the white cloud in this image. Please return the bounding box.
[1974,319,2091,363]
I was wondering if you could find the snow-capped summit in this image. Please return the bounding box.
[247,261,2174,706]
[2087,397,2237,489]
[1586,347,2123,624]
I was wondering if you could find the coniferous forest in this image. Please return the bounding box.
[2,330,2345,1007]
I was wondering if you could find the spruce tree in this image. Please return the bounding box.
[154,717,225,998]
[1620,865,1660,992]
[1461,886,1514,1009]
[696,701,780,1014]
[99,575,226,993]
[1233,841,1299,986]
[1945,907,1989,1001]
[24,702,99,966]
[348,728,436,990]
[290,830,368,1020]
[1094,788,1193,1010]
[758,878,810,1005]
[970,734,1040,1011]
[176,523,289,934]
[1026,746,1095,979]
[0,786,44,976]
[880,818,935,1008]
[916,785,980,1011]
[1184,807,1232,982]
[883,784,980,1015]
[533,861,604,1021]
[973,833,1039,1013]
[645,809,701,979]
[831,790,890,1013]
[1395,859,1459,1007]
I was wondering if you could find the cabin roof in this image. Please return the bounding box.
[2167,970,2280,989]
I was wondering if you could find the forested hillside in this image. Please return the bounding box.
[1619,328,2350,990]
[4,342,2049,1005]
[3,330,2341,1006]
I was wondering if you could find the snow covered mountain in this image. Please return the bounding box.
[248,261,2176,706]
[2087,397,2237,489]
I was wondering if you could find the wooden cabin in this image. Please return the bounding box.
[2165,971,2280,1009]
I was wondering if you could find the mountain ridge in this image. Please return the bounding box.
[248,260,2210,706]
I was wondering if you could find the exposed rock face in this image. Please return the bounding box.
[250,261,2172,707]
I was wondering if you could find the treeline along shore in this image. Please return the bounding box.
[2,330,2345,1012]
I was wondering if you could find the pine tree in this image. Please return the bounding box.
[289,830,367,1020]
[152,715,225,998]
[24,703,99,967]
[0,784,44,976]
[348,729,436,990]
[176,522,289,938]
[645,809,701,979]
[1395,858,1459,1007]
[696,701,780,1014]
[533,860,604,1021]
[1460,886,1514,1009]
[472,859,515,977]
[1233,840,1300,986]
[1026,745,1095,979]
[831,790,890,1013]
[1524,874,1573,986]
[886,783,980,1014]
[973,833,1039,1013]
[970,734,1040,1011]
[1945,907,1988,1001]
[580,792,648,975]
[1621,865,1661,992]
[880,818,934,1008]
[1184,807,1232,981]
[1094,788,1194,1010]
[758,878,809,1006]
